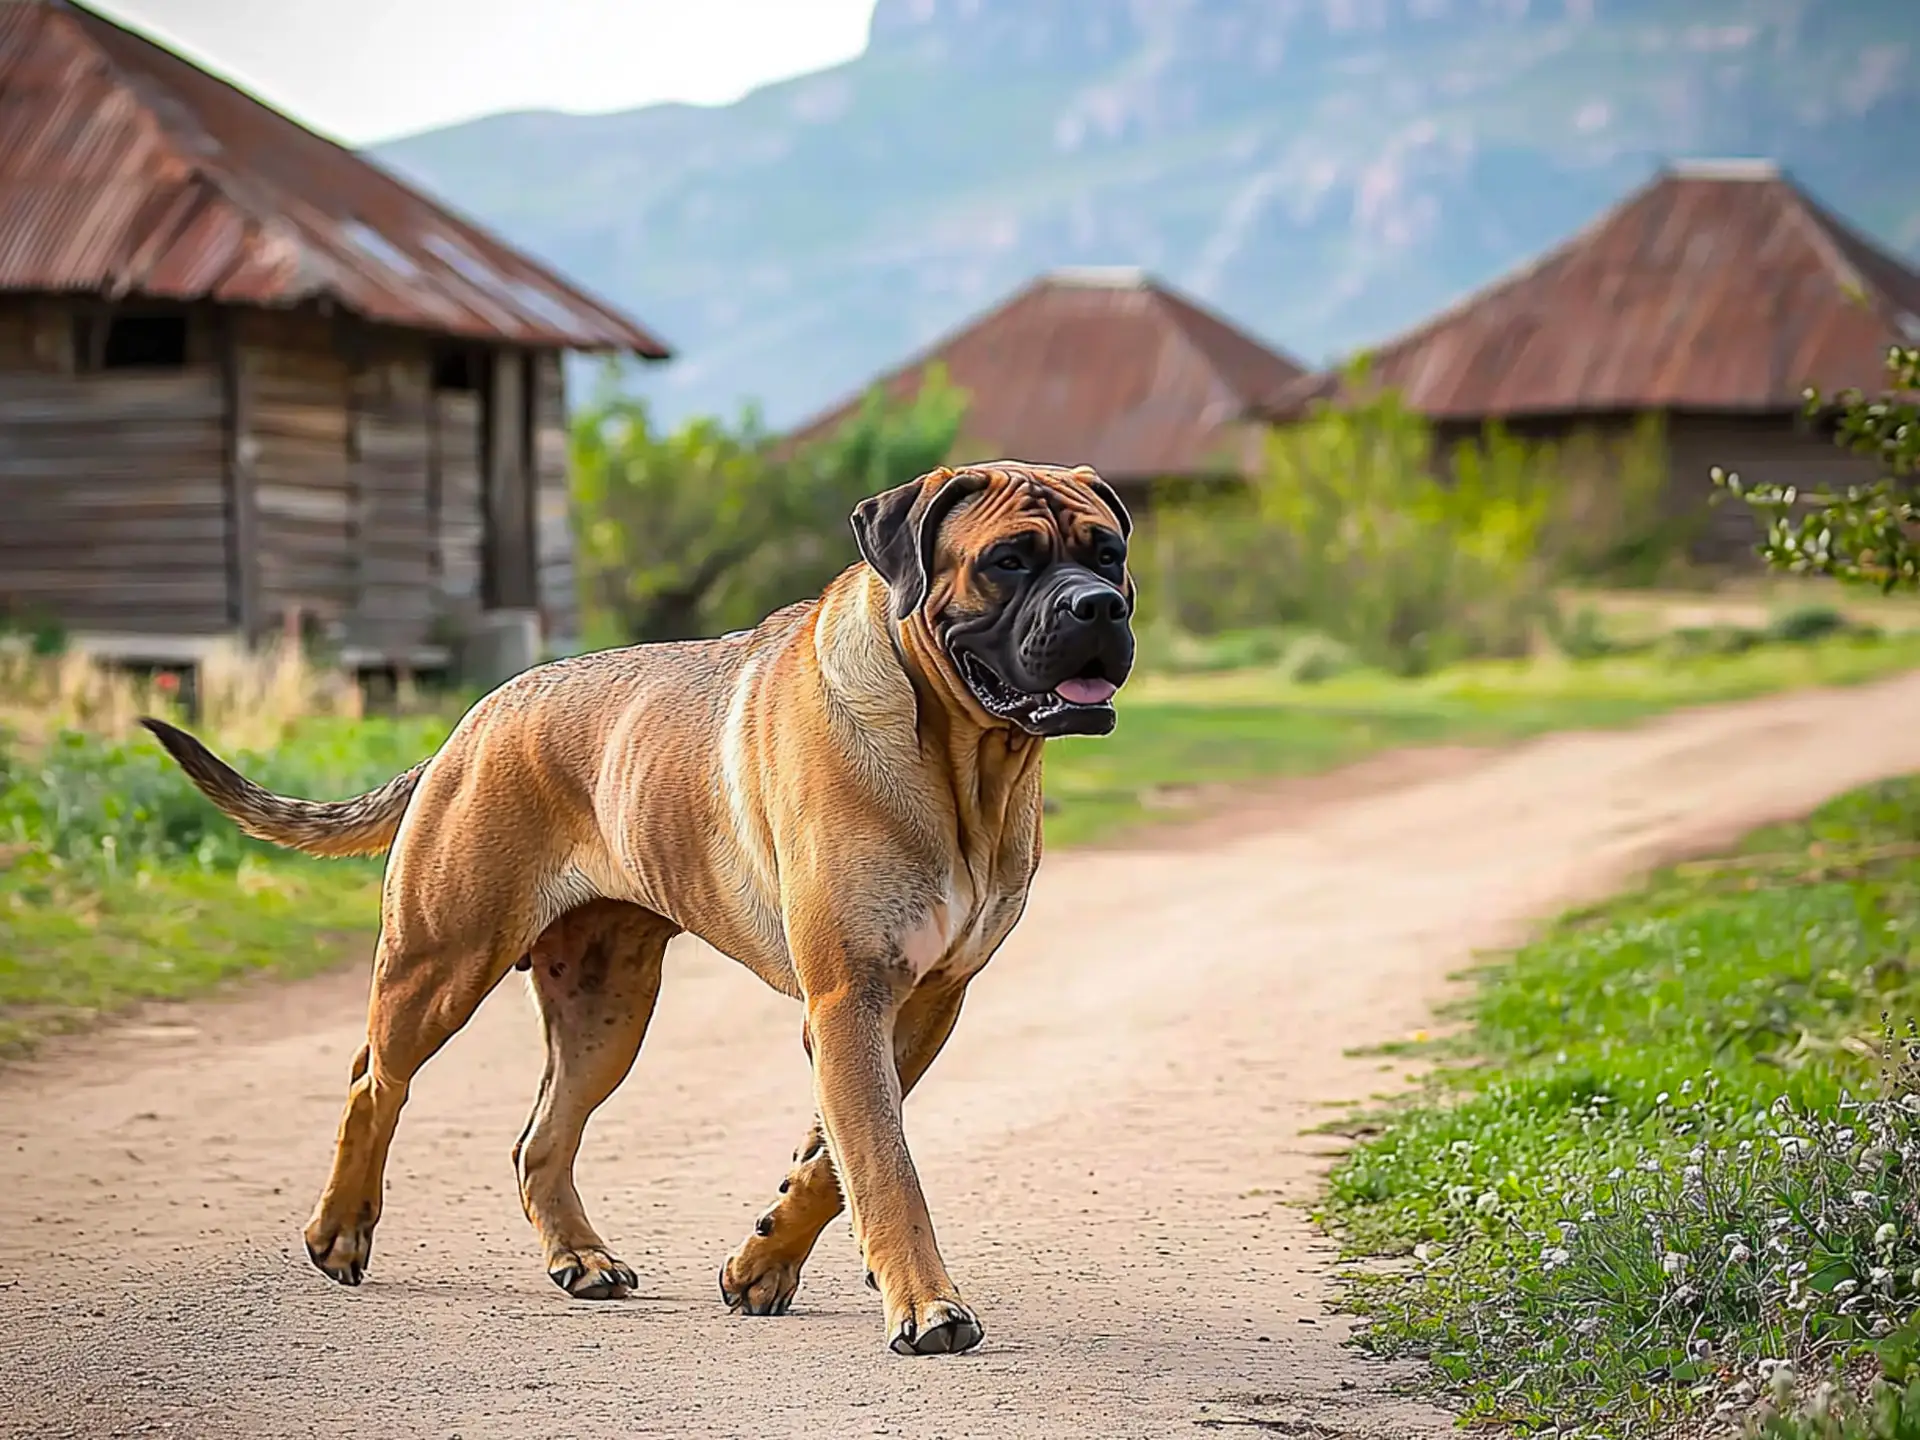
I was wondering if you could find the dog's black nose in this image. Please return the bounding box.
[1059,580,1130,624]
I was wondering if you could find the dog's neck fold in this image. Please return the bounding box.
[817,566,1043,860]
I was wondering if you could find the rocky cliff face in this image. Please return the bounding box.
[376,0,1920,428]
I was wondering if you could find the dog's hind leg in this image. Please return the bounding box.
[719,977,967,1317]
[512,899,674,1300]
[301,897,537,1285]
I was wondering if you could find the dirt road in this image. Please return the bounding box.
[9,673,1920,1440]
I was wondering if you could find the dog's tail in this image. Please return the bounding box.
[139,716,428,859]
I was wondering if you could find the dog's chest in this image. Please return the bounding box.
[899,869,1030,984]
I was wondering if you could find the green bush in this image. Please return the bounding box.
[572,364,966,643]
[1140,370,1672,675]
[0,715,451,876]
[1715,345,1920,591]
[1770,604,1856,646]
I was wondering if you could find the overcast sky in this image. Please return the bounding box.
[92,0,881,145]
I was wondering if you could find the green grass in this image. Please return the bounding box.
[1320,776,1920,1436]
[0,859,377,1054]
[6,629,1920,1057]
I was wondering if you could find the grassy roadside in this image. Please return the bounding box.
[6,628,1920,1058]
[1042,630,1920,847]
[1320,777,1920,1437]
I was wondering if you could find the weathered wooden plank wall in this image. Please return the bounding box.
[242,310,356,639]
[532,351,577,645]
[0,297,583,661]
[435,388,486,619]
[484,350,536,611]
[348,344,436,656]
[0,297,231,635]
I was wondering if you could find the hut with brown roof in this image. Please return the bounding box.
[786,268,1308,506]
[1265,160,1920,562]
[0,0,670,672]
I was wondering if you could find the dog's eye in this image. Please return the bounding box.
[1097,547,1123,570]
[992,554,1027,573]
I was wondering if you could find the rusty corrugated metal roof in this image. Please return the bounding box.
[785,268,1307,482]
[1266,161,1920,422]
[0,0,669,354]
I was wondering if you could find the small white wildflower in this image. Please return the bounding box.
[1899,1094,1920,1115]
[1682,1164,1704,1188]
[1851,1190,1876,1208]
[1672,1283,1700,1305]
[1728,1244,1753,1265]
[1872,1266,1895,1293]
[1873,1316,1896,1338]
[1573,1317,1600,1336]
[1581,1210,1597,1223]
[1681,1080,1694,1095]
[1766,1362,1796,1406]
[1809,1381,1836,1420]
[1656,1092,1671,1106]
[1640,1159,1662,1173]
[1663,1251,1690,1276]
[1606,1167,1625,1181]
[1877,1222,1899,1249]
[1475,1190,1499,1214]
[1686,1337,1713,1361]
[1832,1278,1859,1297]
[1543,1247,1572,1269]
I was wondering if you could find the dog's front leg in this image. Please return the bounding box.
[799,970,982,1357]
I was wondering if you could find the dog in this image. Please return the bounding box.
[142,460,1136,1357]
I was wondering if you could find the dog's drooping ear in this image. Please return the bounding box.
[851,468,988,621]
[1071,466,1133,540]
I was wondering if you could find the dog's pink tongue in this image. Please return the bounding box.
[1055,676,1117,705]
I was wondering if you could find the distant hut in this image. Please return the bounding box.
[785,267,1307,509]
[0,0,670,673]
[1264,160,1920,562]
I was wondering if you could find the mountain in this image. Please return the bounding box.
[373,0,1920,431]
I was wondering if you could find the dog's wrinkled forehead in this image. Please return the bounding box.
[938,462,1125,548]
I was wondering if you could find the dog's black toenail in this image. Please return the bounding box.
[865,1269,878,1292]
[777,1179,789,1193]
[551,1265,581,1292]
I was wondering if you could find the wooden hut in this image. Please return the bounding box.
[1261,160,1920,563]
[0,0,670,673]
[784,267,1307,509]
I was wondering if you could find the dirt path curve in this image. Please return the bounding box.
[10,673,1920,1440]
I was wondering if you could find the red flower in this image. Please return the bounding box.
[154,672,180,693]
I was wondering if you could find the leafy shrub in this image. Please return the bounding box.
[1141,372,1672,675]
[0,714,452,876]
[1770,605,1856,646]
[572,364,966,643]
[1714,346,1920,592]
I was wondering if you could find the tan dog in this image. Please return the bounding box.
[143,461,1136,1357]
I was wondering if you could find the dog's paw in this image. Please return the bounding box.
[887,1297,983,1357]
[548,1248,637,1301]
[303,1213,374,1287]
[718,1245,804,1317]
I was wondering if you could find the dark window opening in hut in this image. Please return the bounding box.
[98,314,188,370]
[432,346,483,392]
